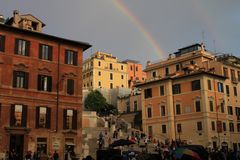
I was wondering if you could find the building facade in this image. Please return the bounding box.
[122,59,146,88]
[0,11,91,159]
[83,51,128,90]
[136,43,240,150]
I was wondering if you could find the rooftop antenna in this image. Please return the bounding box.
[201,30,205,44]
[213,40,216,53]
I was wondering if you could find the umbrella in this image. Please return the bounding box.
[174,148,202,160]
[110,139,135,148]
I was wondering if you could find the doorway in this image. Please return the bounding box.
[10,134,24,160]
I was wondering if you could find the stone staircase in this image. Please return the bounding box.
[82,114,159,159]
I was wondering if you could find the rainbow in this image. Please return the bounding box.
[112,0,165,57]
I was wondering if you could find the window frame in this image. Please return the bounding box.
[65,50,78,66]
[15,38,30,56]
[39,44,53,61]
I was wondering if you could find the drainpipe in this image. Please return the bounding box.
[56,43,61,132]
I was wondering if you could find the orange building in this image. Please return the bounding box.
[122,59,146,88]
[136,43,240,151]
[0,11,91,159]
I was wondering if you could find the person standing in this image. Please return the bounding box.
[53,151,59,160]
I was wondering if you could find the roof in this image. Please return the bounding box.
[0,23,91,51]
[122,59,140,64]
[135,71,226,87]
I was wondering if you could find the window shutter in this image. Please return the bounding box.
[63,109,67,129]
[38,75,41,90]
[25,40,30,56]
[24,72,29,89]
[10,104,15,126]
[35,107,40,128]
[73,52,78,66]
[65,51,68,64]
[49,46,53,61]
[72,109,77,130]
[46,107,51,129]
[22,105,27,127]
[14,39,19,54]
[0,36,5,52]
[13,71,17,88]
[39,44,42,59]
[48,76,52,92]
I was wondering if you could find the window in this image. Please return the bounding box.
[236,107,240,120]
[229,122,234,132]
[98,61,101,66]
[98,71,101,76]
[144,88,152,99]
[134,101,137,112]
[234,87,238,96]
[172,84,181,94]
[160,85,164,96]
[226,85,230,96]
[231,69,236,81]
[38,75,52,92]
[110,73,113,80]
[237,123,240,132]
[130,65,133,71]
[197,122,202,131]
[162,125,166,133]
[148,126,153,136]
[208,80,212,90]
[222,122,226,131]
[220,103,225,113]
[217,82,224,93]
[165,67,169,76]
[0,35,5,52]
[121,75,124,79]
[67,79,74,95]
[65,50,77,65]
[211,121,215,131]
[13,71,29,89]
[37,138,47,154]
[176,64,180,72]
[176,104,181,115]
[121,65,123,70]
[136,66,138,71]
[161,105,166,116]
[110,83,113,89]
[190,60,195,65]
[39,44,52,61]
[63,109,77,130]
[209,100,214,112]
[36,107,51,128]
[147,107,152,118]
[192,80,201,91]
[109,63,113,70]
[177,124,182,133]
[152,71,156,78]
[98,81,101,87]
[15,39,30,56]
[228,106,233,115]
[10,104,27,127]
[223,67,228,77]
[195,100,201,112]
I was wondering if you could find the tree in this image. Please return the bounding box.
[84,90,107,114]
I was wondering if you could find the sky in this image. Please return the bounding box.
[1,0,240,67]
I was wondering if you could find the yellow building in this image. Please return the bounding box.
[136,43,240,151]
[83,51,128,90]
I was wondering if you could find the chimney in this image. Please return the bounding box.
[0,15,4,24]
